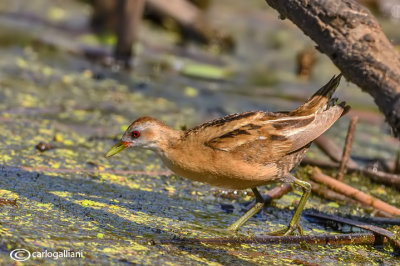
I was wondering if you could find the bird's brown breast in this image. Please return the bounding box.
[159,140,281,189]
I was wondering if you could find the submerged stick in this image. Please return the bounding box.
[311,168,400,216]
[0,198,18,207]
[337,117,358,181]
[309,180,359,205]
[314,135,344,163]
[309,180,392,217]
[158,233,376,246]
[302,158,400,189]
[341,214,400,226]
[264,183,293,205]
[246,183,292,209]
[314,135,358,168]
[310,181,393,218]
[301,157,339,169]
[304,210,400,250]
[360,167,400,188]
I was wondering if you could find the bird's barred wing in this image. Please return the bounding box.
[185,111,284,143]
[205,105,345,161]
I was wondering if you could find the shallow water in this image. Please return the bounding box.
[0,0,400,264]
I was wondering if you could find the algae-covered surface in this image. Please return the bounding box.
[1,0,400,265]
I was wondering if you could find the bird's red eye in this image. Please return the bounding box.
[131,130,140,138]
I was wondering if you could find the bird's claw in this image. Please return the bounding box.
[267,224,304,236]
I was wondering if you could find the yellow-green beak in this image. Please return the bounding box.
[105,140,129,158]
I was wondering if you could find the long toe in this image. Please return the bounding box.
[267,224,304,236]
[227,224,239,232]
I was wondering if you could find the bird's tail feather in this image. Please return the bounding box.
[291,74,343,116]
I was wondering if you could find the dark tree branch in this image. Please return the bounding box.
[265,0,400,136]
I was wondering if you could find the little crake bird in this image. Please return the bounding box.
[106,75,349,235]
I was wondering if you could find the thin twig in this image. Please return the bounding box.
[304,210,400,250]
[314,135,344,163]
[0,198,18,207]
[337,116,358,181]
[311,168,400,216]
[264,183,293,204]
[310,180,359,205]
[314,135,358,168]
[301,157,339,169]
[340,214,400,226]
[309,180,393,217]
[360,167,400,188]
[157,232,376,245]
[302,158,400,189]
[246,183,292,209]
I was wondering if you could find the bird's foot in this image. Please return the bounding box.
[267,224,304,236]
[227,224,238,232]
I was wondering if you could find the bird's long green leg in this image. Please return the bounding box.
[228,187,264,231]
[269,177,311,236]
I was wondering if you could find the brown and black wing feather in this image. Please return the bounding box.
[184,111,285,143]
[204,114,309,163]
[204,106,345,165]
[185,74,347,165]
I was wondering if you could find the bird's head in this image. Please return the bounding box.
[105,116,174,157]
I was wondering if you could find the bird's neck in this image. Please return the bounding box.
[154,126,183,154]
